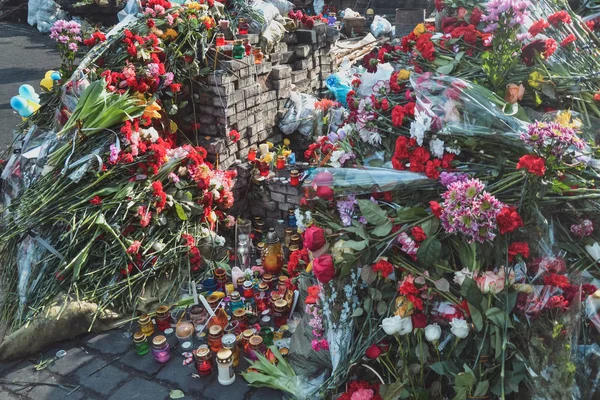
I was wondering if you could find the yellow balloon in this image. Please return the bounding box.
[27,100,40,111]
[44,70,55,79]
[40,77,54,91]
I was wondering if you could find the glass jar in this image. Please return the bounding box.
[233,39,245,59]
[133,331,149,356]
[222,44,233,58]
[262,228,284,275]
[260,314,273,329]
[254,282,269,313]
[217,349,236,385]
[221,333,240,367]
[256,242,265,258]
[196,330,208,346]
[290,234,302,248]
[258,161,269,177]
[194,345,213,376]
[229,291,244,312]
[237,17,249,35]
[242,280,254,299]
[289,170,300,187]
[208,325,224,353]
[252,47,264,64]
[232,308,248,332]
[243,38,251,55]
[215,33,225,47]
[247,147,257,161]
[327,12,337,26]
[206,294,220,312]
[214,267,227,290]
[247,335,266,361]
[283,228,294,247]
[138,314,154,337]
[288,208,298,228]
[189,305,205,322]
[260,326,274,346]
[155,305,171,331]
[236,276,246,290]
[203,278,218,293]
[151,335,170,363]
[273,299,289,328]
[176,322,194,344]
[218,19,230,30]
[225,321,239,336]
[225,283,234,296]
[241,328,255,355]
[262,273,273,290]
[277,275,288,295]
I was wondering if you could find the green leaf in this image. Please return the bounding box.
[179,100,189,109]
[416,238,441,267]
[381,380,407,400]
[351,307,364,317]
[437,62,455,75]
[358,199,388,225]
[397,207,428,222]
[473,380,490,397]
[455,368,476,389]
[175,203,188,221]
[421,218,440,237]
[434,278,450,292]
[430,361,459,376]
[169,389,185,399]
[361,265,377,284]
[469,302,484,332]
[346,240,368,250]
[182,191,193,202]
[373,220,393,237]
[485,307,508,328]
[460,278,484,309]
[377,301,387,315]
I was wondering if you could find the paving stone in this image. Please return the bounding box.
[0,389,22,399]
[202,373,250,400]
[75,359,129,396]
[119,349,164,376]
[155,361,210,394]
[108,377,170,400]
[249,387,284,400]
[26,375,85,400]
[45,347,94,376]
[1,361,50,394]
[0,361,18,375]
[84,330,132,355]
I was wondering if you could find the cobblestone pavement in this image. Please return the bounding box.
[0,328,284,399]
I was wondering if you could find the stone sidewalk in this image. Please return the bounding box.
[0,328,283,399]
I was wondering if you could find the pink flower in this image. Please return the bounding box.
[476,271,505,294]
[351,388,375,400]
[311,339,321,351]
[126,240,142,254]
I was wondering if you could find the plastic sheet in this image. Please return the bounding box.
[370,15,392,37]
[28,0,66,33]
[265,0,293,15]
[278,92,318,136]
[249,0,281,33]
[357,62,393,98]
[260,19,286,53]
[302,167,435,197]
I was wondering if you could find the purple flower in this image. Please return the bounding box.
[571,219,593,238]
[109,144,120,163]
[336,195,357,226]
[521,121,585,157]
[440,172,468,188]
[68,42,78,52]
[168,172,180,183]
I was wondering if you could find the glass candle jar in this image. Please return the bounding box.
[262,229,284,275]
[273,299,289,328]
[138,314,154,337]
[254,283,269,313]
[176,322,195,344]
[215,33,225,47]
[232,308,248,332]
[208,325,224,353]
[229,291,244,312]
[151,335,170,363]
[258,161,269,177]
[203,278,218,293]
[289,170,300,187]
[217,349,236,385]
[277,275,288,295]
[194,345,213,376]
[242,280,254,299]
[290,234,302,248]
[247,147,257,161]
[225,283,235,296]
[283,228,294,247]
[247,335,266,361]
[327,12,337,26]
[214,268,227,290]
[252,47,264,64]
[133,331,149,356]
[237,18,249,35]
[155,305,171,331]
[243,38,251,55]
[260,314,274,329]
[225,321,239,336]
[236,276,246,289]
[222,44,233,58]
[241,328,256,354]
[221,333,240,367]
[206,294,220,312]
[233,39,245,59]
[262,273,274,290]
[189,305,205,322]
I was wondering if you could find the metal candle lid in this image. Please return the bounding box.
[176,322,194,337]
[133,331,146,343]
[217,349,233,363]
[138,314,151,324]
[152,335,167,348]
[209,325,223,336]
[196,345,211,358]
[156,305,170,317]
[249,335,263,346]
[222,333,237,347]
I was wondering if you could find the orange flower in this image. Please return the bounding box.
[143,101,161,120]
[594,93,600,102]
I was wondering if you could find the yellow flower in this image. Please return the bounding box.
[282,150,292,158]
[187,1,200,10]
[528,71,544,88]
[169,120,178,133]
[262,153,273,163]
[283,138,290,146]
[267,141,274,149]
[413,23,426,37]
[394,296,414,317]
[162,28,178,40]
[398,69,411,80]
[143,101,162,120]
[555,110,582,129]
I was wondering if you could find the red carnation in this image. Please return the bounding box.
[228,129,240,143]
[90,196,102,205]
[372,259,394,278]
[430,201,443,218]
[409,147,430,172]
[548,10,571,26]
[470,7,482,25]
[508,242,530,262]
[411,226,427,242]
[560,34,576,47]
[497,206,524,234]
[544,273,570,289]
[391,105,406,127]
[521,39,557,66]
[517,154,546,176]
[528,19,549,37]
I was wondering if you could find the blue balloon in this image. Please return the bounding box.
[51,72,61,81]
[10,95,34,117]
[18,84,39,103]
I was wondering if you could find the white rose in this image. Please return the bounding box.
[152,241,166,252]
[586,242,600,262]
[381,316,403,335]
[397,316,413,336]
[453,268,473,286]
[450,318,469,339]
[424,324,442,342]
